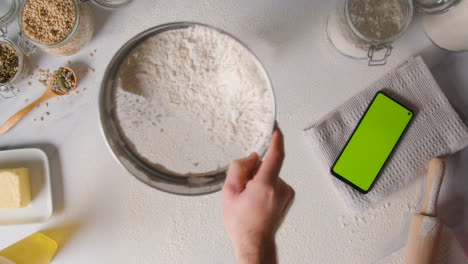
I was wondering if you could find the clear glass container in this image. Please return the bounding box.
[327,0,413,65]
[93,0,133,8]
[0,0,30,98]
[0,38,30,98]
[422,0,468,51]
[99,22,276,195]
[0,0,18,28]
[17,0,95,56]
[414,0,461,14]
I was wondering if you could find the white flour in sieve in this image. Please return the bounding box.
[114,26,275,175]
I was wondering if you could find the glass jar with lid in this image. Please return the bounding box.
[0,0,131,97]
[16,0,132,56]
[92,0,133,8]
[326,0,414,66]
[0,0,30,99]
[17,0,95,56]
[415,0,468,52]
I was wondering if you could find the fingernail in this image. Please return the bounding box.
[248,152,258,159]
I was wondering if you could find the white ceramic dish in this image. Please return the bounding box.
[0,148,53,225]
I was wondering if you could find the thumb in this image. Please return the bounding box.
[223,152,259,196]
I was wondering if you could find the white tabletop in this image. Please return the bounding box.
[0,1,467,263]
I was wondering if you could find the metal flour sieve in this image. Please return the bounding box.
[99,22,276,195]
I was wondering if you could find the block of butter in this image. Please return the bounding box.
[0,168,31,209]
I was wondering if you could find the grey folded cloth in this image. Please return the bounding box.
[304,56,468,212]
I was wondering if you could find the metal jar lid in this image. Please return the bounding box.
[414,0,462,14]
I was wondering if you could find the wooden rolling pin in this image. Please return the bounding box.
[404,158,445,264]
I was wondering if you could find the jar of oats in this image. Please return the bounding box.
[17,0,95,56]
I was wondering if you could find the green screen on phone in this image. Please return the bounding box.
[331,92,413,193]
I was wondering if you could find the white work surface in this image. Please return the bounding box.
[0,1,467,263]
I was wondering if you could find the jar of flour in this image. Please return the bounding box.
[326,0,414,65]
[417,0,468,51]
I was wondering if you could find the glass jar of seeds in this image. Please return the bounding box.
[0,0,30,98]
[0,38,30,98]
[326,0,414,65]
[17,0,94,56]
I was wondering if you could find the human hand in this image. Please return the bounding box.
[222,126,295,264]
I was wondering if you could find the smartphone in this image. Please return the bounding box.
[331,92,413,194]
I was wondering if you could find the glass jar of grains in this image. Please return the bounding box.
[0,0,30,98]
[17,0,95,56]
[326,0,414,66]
